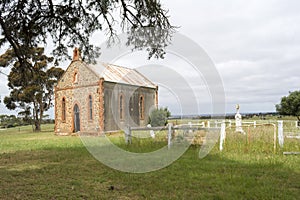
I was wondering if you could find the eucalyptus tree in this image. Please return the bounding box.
[276,90,300,121]
[0,0,175,67]
[1,47,64,131]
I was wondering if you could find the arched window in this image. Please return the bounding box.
[62,97,66,121]
[89,95,93,120]
[119,94,124,120]
[139,95,144,119]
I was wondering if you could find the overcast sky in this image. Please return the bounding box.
[163,0,300,114]
[1,0,300,116]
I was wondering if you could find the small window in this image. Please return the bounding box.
[89,95,93,120]
[120,94,124,120]
[73,72,78,83]
[139,95,144,119]
[62,97,66,121]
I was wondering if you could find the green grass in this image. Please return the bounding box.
[0,124,299,199]
[107,130,169,153]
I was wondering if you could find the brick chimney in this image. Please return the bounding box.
[73,47,82,61]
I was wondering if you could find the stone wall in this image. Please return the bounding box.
[103,82,157,131]
[55,61,101,135]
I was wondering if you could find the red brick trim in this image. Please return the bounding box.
[119,93,125,121]
[54,86,58,133]
[61,96,67,122]
[98,78,105,133]
[155,86,159,109]
[87,94,93,122]
[139,94,145,120]
[73,69,78,83]
[72,102,81,133]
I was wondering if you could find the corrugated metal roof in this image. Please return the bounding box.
[87,62,157,89]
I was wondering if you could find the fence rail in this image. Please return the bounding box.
[123,120,299,154]
[125,124,221,148]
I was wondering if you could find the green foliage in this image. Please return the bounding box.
[276,90,300,120]
[148,107,171,127]
[2,47,64,131]
[0,0,175,67]
[0,115,21,128]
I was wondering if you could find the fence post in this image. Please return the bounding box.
[168,123,173,149]
[219,122,226,151]
[125,126,132,144]
[207,121,210,128]
[254,121,256,128]
[278,121,284,148]
[201,121,205,127]
[188,121,192,133]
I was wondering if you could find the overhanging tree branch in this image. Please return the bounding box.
[1,0,175,64]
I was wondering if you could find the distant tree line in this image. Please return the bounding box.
[0,115,24,128]
[0,114,54,129]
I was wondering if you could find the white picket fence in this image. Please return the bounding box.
[125,120,300,154]
[125,123,220,149]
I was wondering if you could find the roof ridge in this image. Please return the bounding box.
[100,62,135,71]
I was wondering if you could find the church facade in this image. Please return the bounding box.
[54,48,158,135]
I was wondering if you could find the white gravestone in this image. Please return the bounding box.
[147,124,155,139]
[235,104,245,134]
[278,120,284,148]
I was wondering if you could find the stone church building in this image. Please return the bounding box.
[54,48,158,135]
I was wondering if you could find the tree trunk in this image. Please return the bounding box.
[34,120,41,132]
[38,101,44,132]
[33,102,41,132]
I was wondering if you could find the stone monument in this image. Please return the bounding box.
[235,104,245,134]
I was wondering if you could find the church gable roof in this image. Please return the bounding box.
[87,62,157,89]
[57,48,157,89]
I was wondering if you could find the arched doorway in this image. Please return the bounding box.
[74,104,80,132]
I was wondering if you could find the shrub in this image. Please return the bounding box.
[148,107,171,127]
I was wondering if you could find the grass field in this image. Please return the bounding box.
[0,124,299,199]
